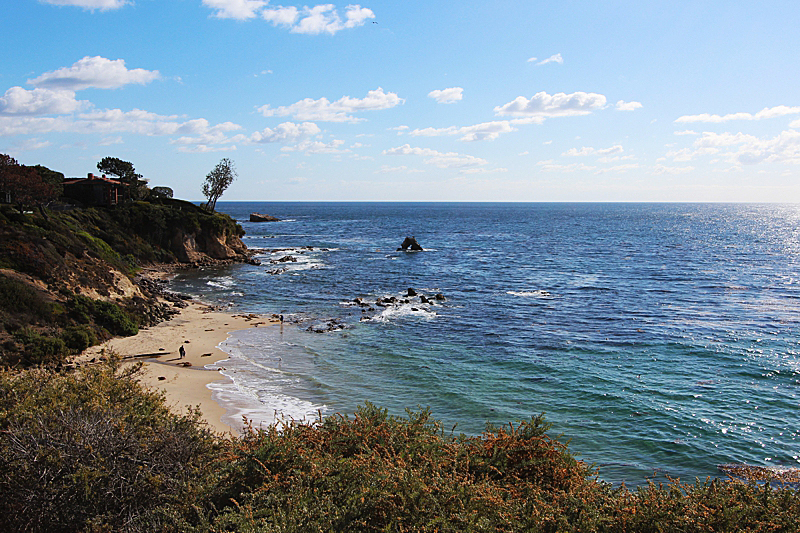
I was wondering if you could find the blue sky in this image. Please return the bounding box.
[2,0,800,202]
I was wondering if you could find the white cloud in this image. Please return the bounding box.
[526,57,537,63]
[536,53,563,65]
[10,138,51,152]
[536,161,596,173]
[494,91,607,118]
[0,87,89,116]
[455,121,515,142]
[29,56,160,91]
[652,164,695,175]
[615,100,642,111]
[261,5,299,25]
[409,121,516,142]
[203,0,267,19]
[562,145,624,157]
[40,0,129,11]
[597,155,634,163]
[383,143,487,168]
[248,121,320,143]
[675,105,800,123]
[428,87,463,104]
[459,167,508,175]
[674,130,699,136]
[260,3,375,33]
[259,87,403,122]
[98,136,123,146]
[281,138,347,153]
[0,108,242,138]
[376,165,408,173]
[790,118,800,128]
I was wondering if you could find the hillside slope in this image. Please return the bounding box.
[0,199,250,366]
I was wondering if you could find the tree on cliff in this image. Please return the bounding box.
[97,156,147,200]
[0,154,58,213]
[202,158,236,212]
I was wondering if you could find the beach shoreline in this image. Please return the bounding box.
[80,298,278,435]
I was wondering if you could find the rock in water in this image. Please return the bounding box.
[250,213,281,222]
[397,236,423,251]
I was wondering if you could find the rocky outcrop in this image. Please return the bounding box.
[169,227,249,264]
[250,213,281,222]
[398,236,423,251]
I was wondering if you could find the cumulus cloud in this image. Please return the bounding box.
[410,120,516,142]
[202,0,267,19]
[562,145,624,157]
[536,53,563,65]
[665,129,800,166]
[261,5,299,25]
[204,1,375,33]
[248,121,320,143]
[289,4,374,34]
[675,105,800,123]
[29,56,160,91]
[281,138,347,153]
[652,164,695,175]
[259,87,403,122]
[10,138,51,152]
[0,87,89,116]
[536,160,596,173]
[494,91,607,118]
[40,0,129,11]
[428,87,463,104]
[459,167,508,175]
[0,108,242,138]
[615,100,642,111]
[383,143,487,168]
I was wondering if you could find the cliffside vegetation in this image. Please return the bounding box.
[0,156,248,367]
[1,360,798,532]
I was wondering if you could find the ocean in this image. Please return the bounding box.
[166,202,800,486]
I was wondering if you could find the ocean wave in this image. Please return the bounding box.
[206,277,237,289]
[368,303,437,322]
[507,290,555,299]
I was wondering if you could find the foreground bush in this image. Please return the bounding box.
[203,405,800,532]
[0,363,798,532]
[0,359,218,532]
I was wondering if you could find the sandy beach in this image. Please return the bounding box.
[81,300,278,435]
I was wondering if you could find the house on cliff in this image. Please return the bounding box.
[63,173,128,207]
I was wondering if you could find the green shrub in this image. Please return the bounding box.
[0,360,218,532]
[12,328,68,365]
[92,299,138,336]
[0,274,54,324]
[67,294,138,337]
[61,325,97,351]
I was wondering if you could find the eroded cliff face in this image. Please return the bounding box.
[170,227,249,264]
[0,201,251,366]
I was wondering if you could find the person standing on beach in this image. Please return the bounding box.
[179,345,186,359]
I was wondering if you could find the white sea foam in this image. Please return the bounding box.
[206,276,237,289]
[370,303,437,322]
[507,290,555,299]
[207,333,328,432]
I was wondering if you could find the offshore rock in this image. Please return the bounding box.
[397,236,423,251]
[250,213,281,222]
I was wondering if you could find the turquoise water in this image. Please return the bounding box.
[168,203,800,485]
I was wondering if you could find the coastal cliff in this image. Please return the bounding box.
[0,199,250,366]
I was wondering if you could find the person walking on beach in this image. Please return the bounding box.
[179,345,186,359]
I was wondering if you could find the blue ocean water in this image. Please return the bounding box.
[167,202,800,485]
